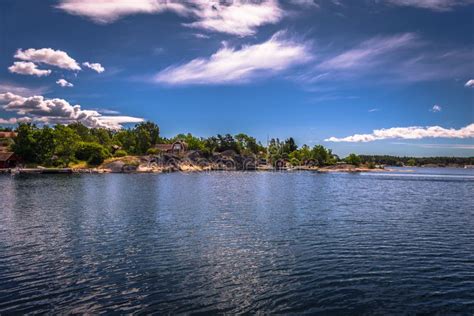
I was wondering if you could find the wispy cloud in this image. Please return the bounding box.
[385,0,474,11]
[368,108,380,112]
[325,124,474,142]
[155,32,312,85]
[294,33,473,87]
[0,83,50,96]
[0,92,143,129]
[56,0,283,36]
[318,33,418,71]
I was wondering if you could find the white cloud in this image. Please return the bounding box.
[318,33,417,70]
[56,0,189,24]
[155,32,312,85]
[192,33,210,39]
[0,92,143,129]
[368,108,380,112]
[295,34,472,86]
[56,0,283,36]
[0,117,32,124]
[391,142,474,149]
[386,0,474,11]
[430,104,442,112]
[183,0,283,36]
[289,0,319,7]
[0,83,49,96]
[82,62,105,73]
[325,124,474,142]
[56,79,74,88]
[465,79,474,87]
[8,61,51,77]
[14,48,81,71]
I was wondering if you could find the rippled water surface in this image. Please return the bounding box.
[1,168,473,314]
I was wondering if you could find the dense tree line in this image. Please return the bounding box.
[6,122,470,168]
[4,122,349,167]
[360,155,474,166]
[9,122,161,167]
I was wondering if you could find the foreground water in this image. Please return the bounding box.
[1,168,473,314]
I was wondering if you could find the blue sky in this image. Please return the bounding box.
[0,0,473,157]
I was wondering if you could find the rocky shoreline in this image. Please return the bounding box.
[2,152,388,174]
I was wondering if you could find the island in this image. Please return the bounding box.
[1,122,473,174]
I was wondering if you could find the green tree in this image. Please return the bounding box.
[283,137,298,154]
[311,145,329,166]
[90,128,112,146]
[76,142,110,165]
[216,134,239,153]
[172,133,205,151]
[407,158,416,166]
[345,153,361,166]
[35,126,55,165]
[53,125,80,166]
[133,121,160,154]
[114,130,137,154]
[12,123,37,163]
[235,133,260,155]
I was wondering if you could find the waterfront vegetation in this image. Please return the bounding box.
[1,123,473,168]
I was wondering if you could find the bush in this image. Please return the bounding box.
[76,142,110,165]
[345,153,361,166]
[289,157,300,166]
[146,147,161,155]
[114,149,127,157]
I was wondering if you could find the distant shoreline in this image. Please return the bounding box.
[2,165,390,175]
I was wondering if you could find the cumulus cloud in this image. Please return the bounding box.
[14,48,81,71]
[82,62,105,73]
[0,92,143,129]
[155,32,312,85]
[385,0,474,11]
[56,0,283,36]
[465,79,474,87]
[8,61,51,77]
[56,79,74,88]
[325,124,474,142]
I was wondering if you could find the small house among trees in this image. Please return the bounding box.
[154,140,188,155]
[0,152,19,168]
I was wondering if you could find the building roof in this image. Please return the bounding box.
[155,144,174,151]
[0,152,16,162]
[0,132,17,139]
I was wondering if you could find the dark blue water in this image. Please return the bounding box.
[1,168,473,314]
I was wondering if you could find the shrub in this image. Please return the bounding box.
[289,157,300,166]
[76,142,110,165]
[146,147,161,155]
[345,153,361,166]
[114,149,127,157]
